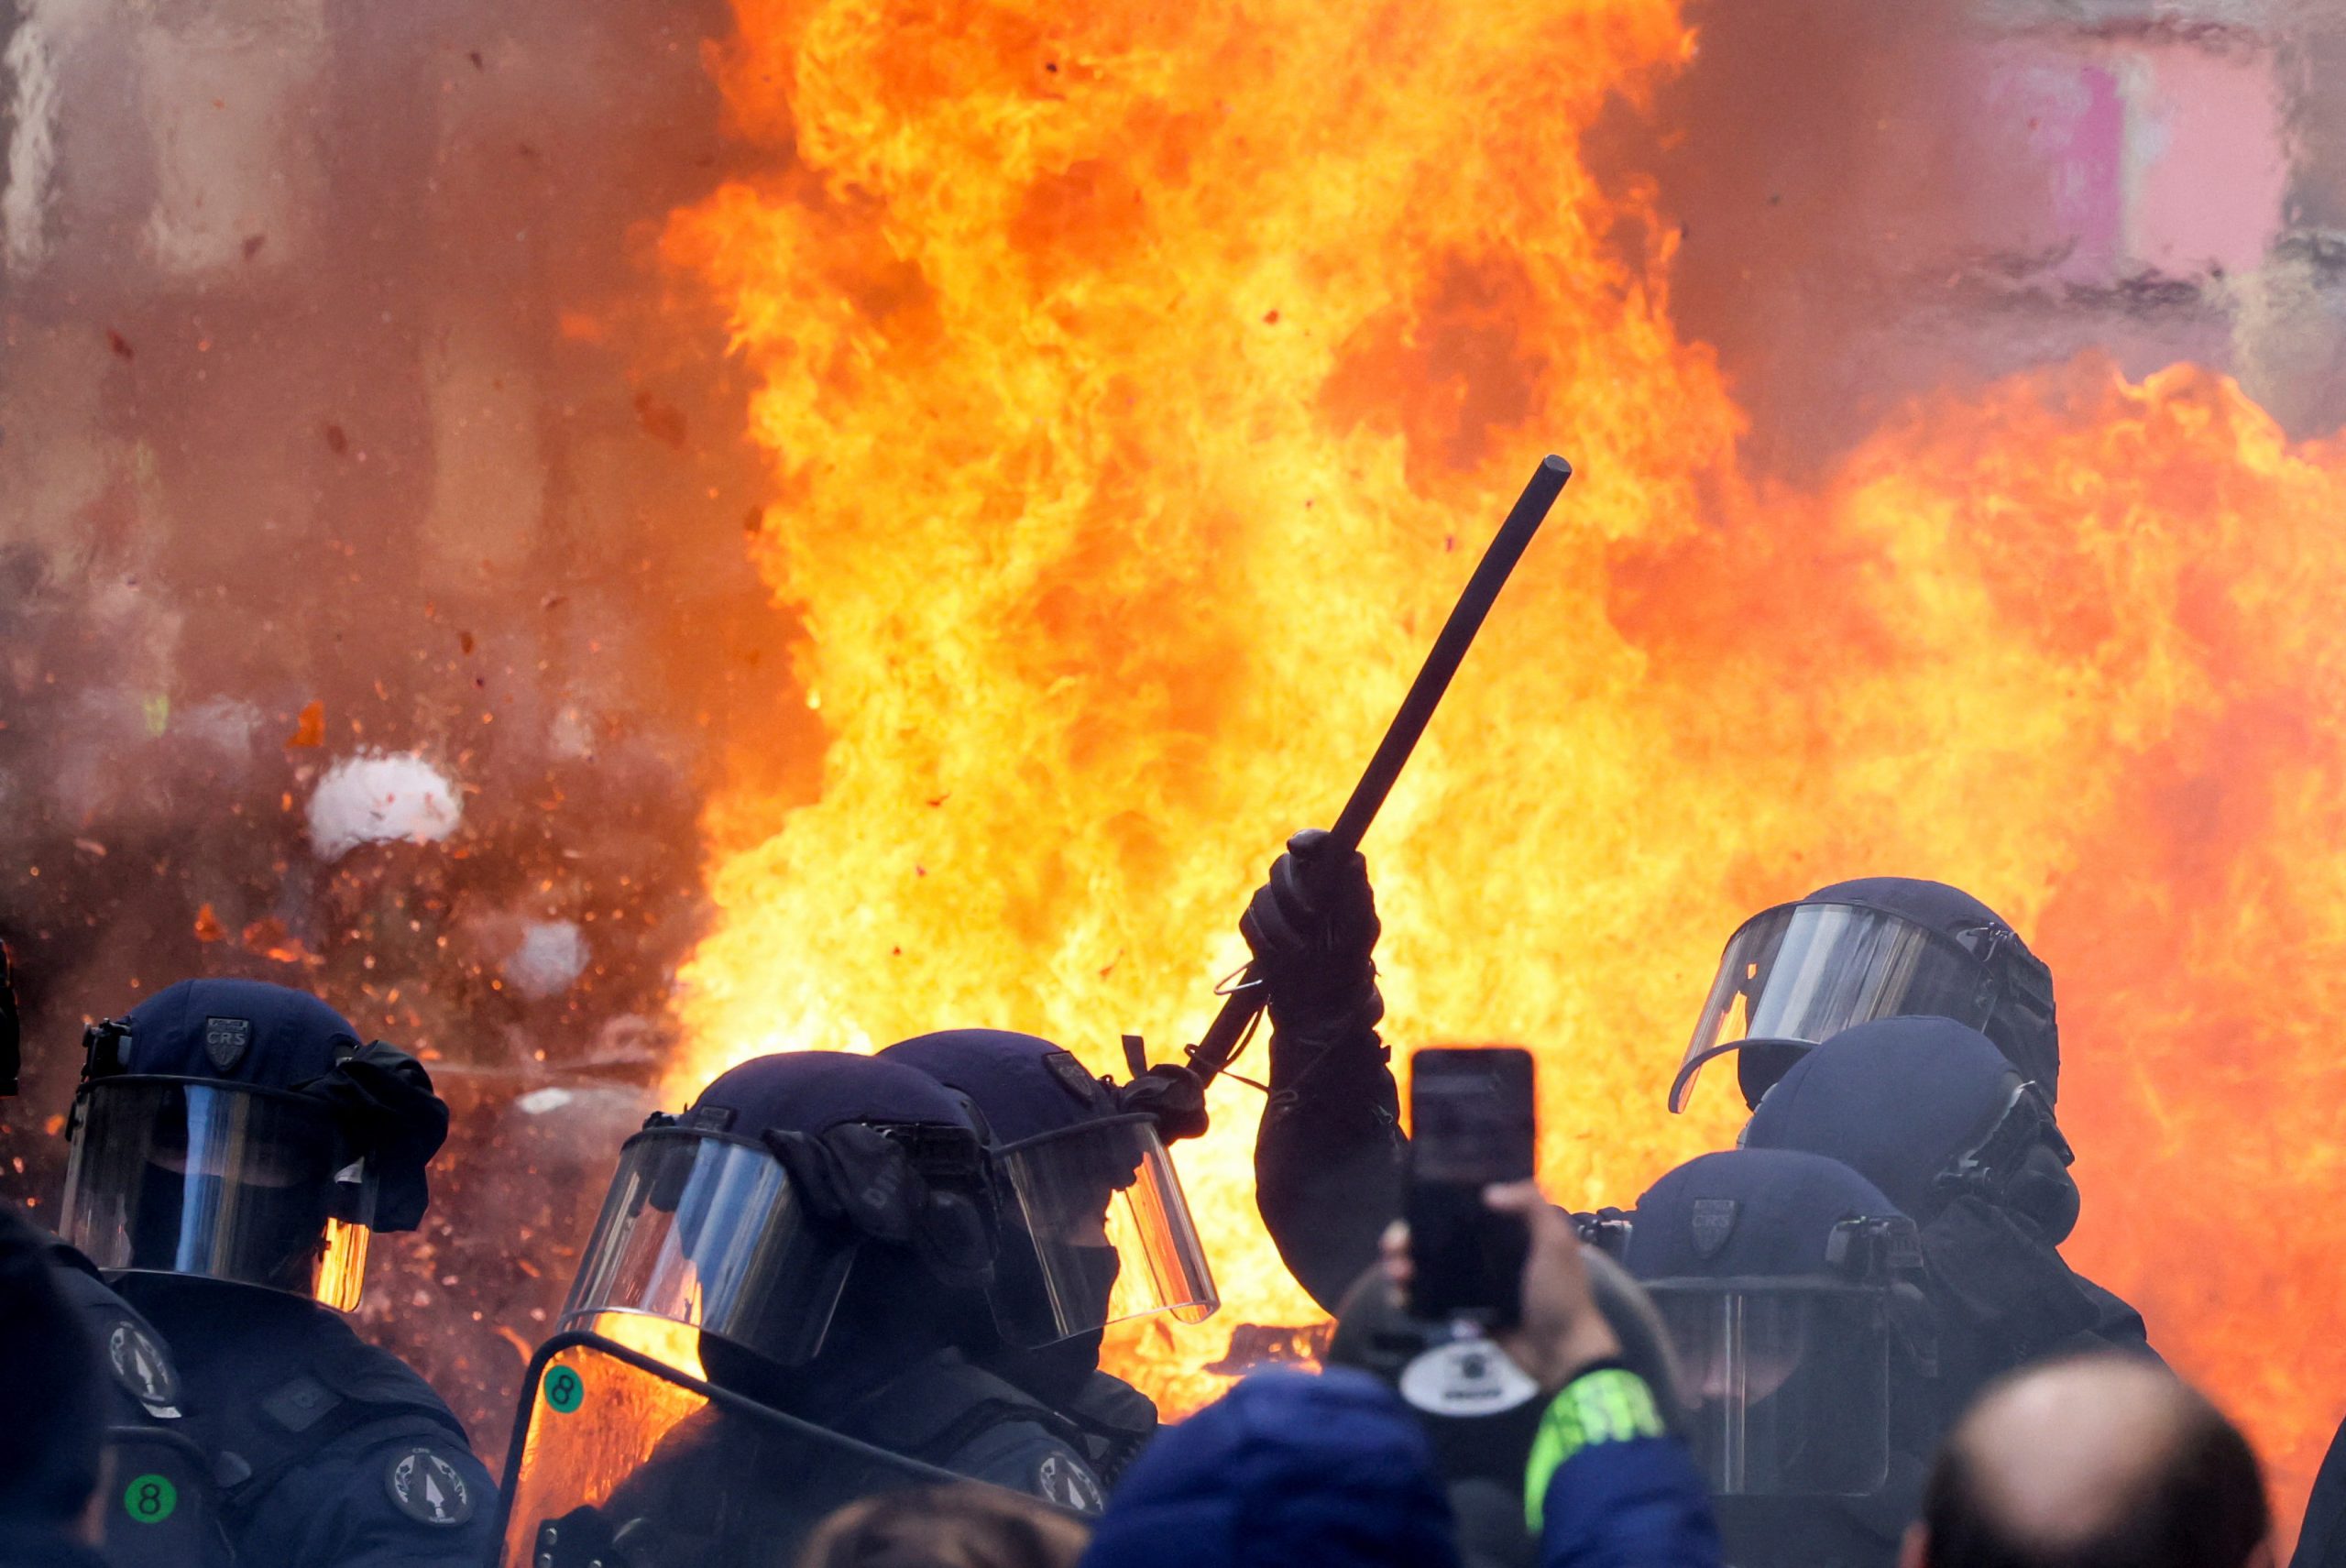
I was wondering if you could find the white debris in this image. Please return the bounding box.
[514,1088,575,1116]
[506,920,587,999]
[549,705,597,762]
[306,752,462,861]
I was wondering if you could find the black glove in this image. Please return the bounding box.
[1117,1063,1210,1144]
[762,1124,995,1289]
[1239,828,1384,1043]
[763,1124,918,1242]
[294,1040,449,1232]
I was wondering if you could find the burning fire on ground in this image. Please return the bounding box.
[654,0,2346,1521]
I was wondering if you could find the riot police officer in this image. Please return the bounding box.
[1240,828,1399,1312]
[55,978,494,1567]
[533,1050,1107,1565]
[1247,861,2083,1315]
[1739,1015,2154,1369]
[1666,876,2059,1115]
[1625,1147,1948,1568]
[878,1028,1220,1485]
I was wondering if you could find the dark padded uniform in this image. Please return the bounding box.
[1740,1016,2157,1376]
[589,1350,1103,1566]
[44,1240,232,1568]
[117,1274,491,1567]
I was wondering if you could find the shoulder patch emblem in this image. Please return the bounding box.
[384,1446,474,1528]
[1691,1198,1739,1260]
[203,1016,253,1073]
[106,1321,182,1416]
[1035,1451,1105,1516]
[1042,1050,1110,1113]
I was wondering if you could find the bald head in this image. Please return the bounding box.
[1909,1356,2269,1568]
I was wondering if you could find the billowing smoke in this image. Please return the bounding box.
[0,0,817,1451]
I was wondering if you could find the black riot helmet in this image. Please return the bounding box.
[561,1051,1003,1375]
[1625,1149,1941,1508]
[878,1030,1218,1353]
[59,979,448,1310]
[1671,877,2058,1114]
[1742,1016,2079,1245]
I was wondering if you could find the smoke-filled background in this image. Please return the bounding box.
[10,0,2346,1538]
[0,0,796,1444]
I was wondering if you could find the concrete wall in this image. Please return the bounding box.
[1645,0,2346,477]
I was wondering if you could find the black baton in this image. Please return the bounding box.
[1185,453,1573,1086]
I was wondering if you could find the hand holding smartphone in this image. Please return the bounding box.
[1405,1047,1537,1327]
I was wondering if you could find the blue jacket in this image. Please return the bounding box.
[1525,1367,1720,1568]
[1080,1368,1458,1568]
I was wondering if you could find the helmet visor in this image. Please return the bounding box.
[992,1114,1218,1347]
[60,1079,371,1310]
[1672,902,1993,1112]
[559,1129,853,1369]
[1645,1280,1891,1496]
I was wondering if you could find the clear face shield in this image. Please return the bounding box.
[60,1079,375,1310]
[1644,1279,1895,1497]
[560,1127,859,1370]
[990,1113,1218,1347]
[1672,902,1997,1113]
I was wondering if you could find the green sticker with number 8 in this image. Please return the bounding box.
[125,1475,177,1524]
[544,1366,586,1414]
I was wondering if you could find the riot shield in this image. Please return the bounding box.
[494,1331,1037,1568]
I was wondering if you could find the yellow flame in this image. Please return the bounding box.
[663,0,2346,1525]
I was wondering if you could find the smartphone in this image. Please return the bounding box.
[1406,1047,1537,1326]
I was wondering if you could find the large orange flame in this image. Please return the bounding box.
[663,0,2346,1526]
